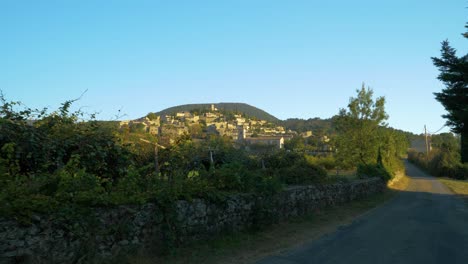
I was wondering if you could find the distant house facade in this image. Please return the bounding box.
[301,131,313,138]
[116,105,328,151]
[244,136,285,149]
[410,138,431,153]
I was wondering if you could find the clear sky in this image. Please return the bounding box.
[1,0,466,134]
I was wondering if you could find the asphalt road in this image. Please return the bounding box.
[256,162,468,264]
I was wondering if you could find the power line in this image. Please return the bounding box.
[428,125,447,135]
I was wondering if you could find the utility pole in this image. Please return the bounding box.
[207,147,216,173]
[424,125,429,164]
[140,138,165,176]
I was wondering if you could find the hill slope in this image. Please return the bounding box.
[282,117,335,134]
[156,103,280,123]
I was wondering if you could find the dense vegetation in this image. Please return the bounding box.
[282,117,334,134]
[0,85,413,222]
[431,24,468,163]
[333,85,409,180]
[0,96,329,221]
[408,133,468,180]
[155,102,279,123]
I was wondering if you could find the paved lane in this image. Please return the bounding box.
[256,162,468,264]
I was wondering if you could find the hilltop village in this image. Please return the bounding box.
[119,104,331,150]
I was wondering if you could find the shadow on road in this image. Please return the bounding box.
[256,161,468,264]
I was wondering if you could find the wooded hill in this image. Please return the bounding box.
[153,103,415,139]
[155,103,335,134]
[281,118,335,134]
[155,103,280,123]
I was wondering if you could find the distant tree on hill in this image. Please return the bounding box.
[146,112,158,120]
[189,124,203,138]
[129,122,146,133]
[431,25,468,163]
[282,117,334,134]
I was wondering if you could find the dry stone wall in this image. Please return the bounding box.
[0,178,384,263]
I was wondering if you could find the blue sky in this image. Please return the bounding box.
[1,0,466,134]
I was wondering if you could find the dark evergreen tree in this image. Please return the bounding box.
[463,23,468,39]
[431,27,468,163]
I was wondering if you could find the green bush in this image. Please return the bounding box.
[0,105,131,180]
[408,148,465,180]
[54,161,108,206]
[454,163,468,180]
[254,174,282,195]
[357,163,392,182]
[305,155,336,170]
[261,150,328,185]
[213,162,245,191]
[264,150,303,169]
[278,160,327,185]
[0,94,356,221]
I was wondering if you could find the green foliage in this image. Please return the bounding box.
[0,142,20,176]
[431,133,460,156]
[277,162,327,185]
[55,168,108,206]
[146,112,159,120]
[377,128,407,175]
[408,148,467,180]
[408,132,467,180]
[305,155,336,170]
[108,165,153,204]
[356,164,392,181]
[432,41,468,134]
[129,122,146,133]
[334,85,388,167]
[284,136,306,152]
[263,151,327,185]
[333,85,407,179]
[0,174,60,221]
[214,162,247,191]
[0,94,369,222]
[282,117,333,134]
[431,35,468,162]
[0,95,131,179]
[453,163,468,180]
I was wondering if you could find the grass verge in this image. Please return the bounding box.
[388,171,410,191]
[128,186,402,264]
[439,178,468,196]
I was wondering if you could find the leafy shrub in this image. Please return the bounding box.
[254,174,282,195]
[427,148,459,176]
[0,167,72,221]
[357,163,392,181]
[453,163,468,180]
[0,94,350,222]
[0,100,131,180]
[278,160,327,185]
[55,157,108,206]
[408,148,465,180]
[261,150,328,185]
[108,165,153,205]
[305,155,336,170]
[214,162,247,191]
[264,150,303,169]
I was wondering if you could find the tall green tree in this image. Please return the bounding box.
[334,85,388,168]
[431,26,468,163]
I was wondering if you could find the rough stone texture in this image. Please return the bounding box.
[0,178,384,263]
